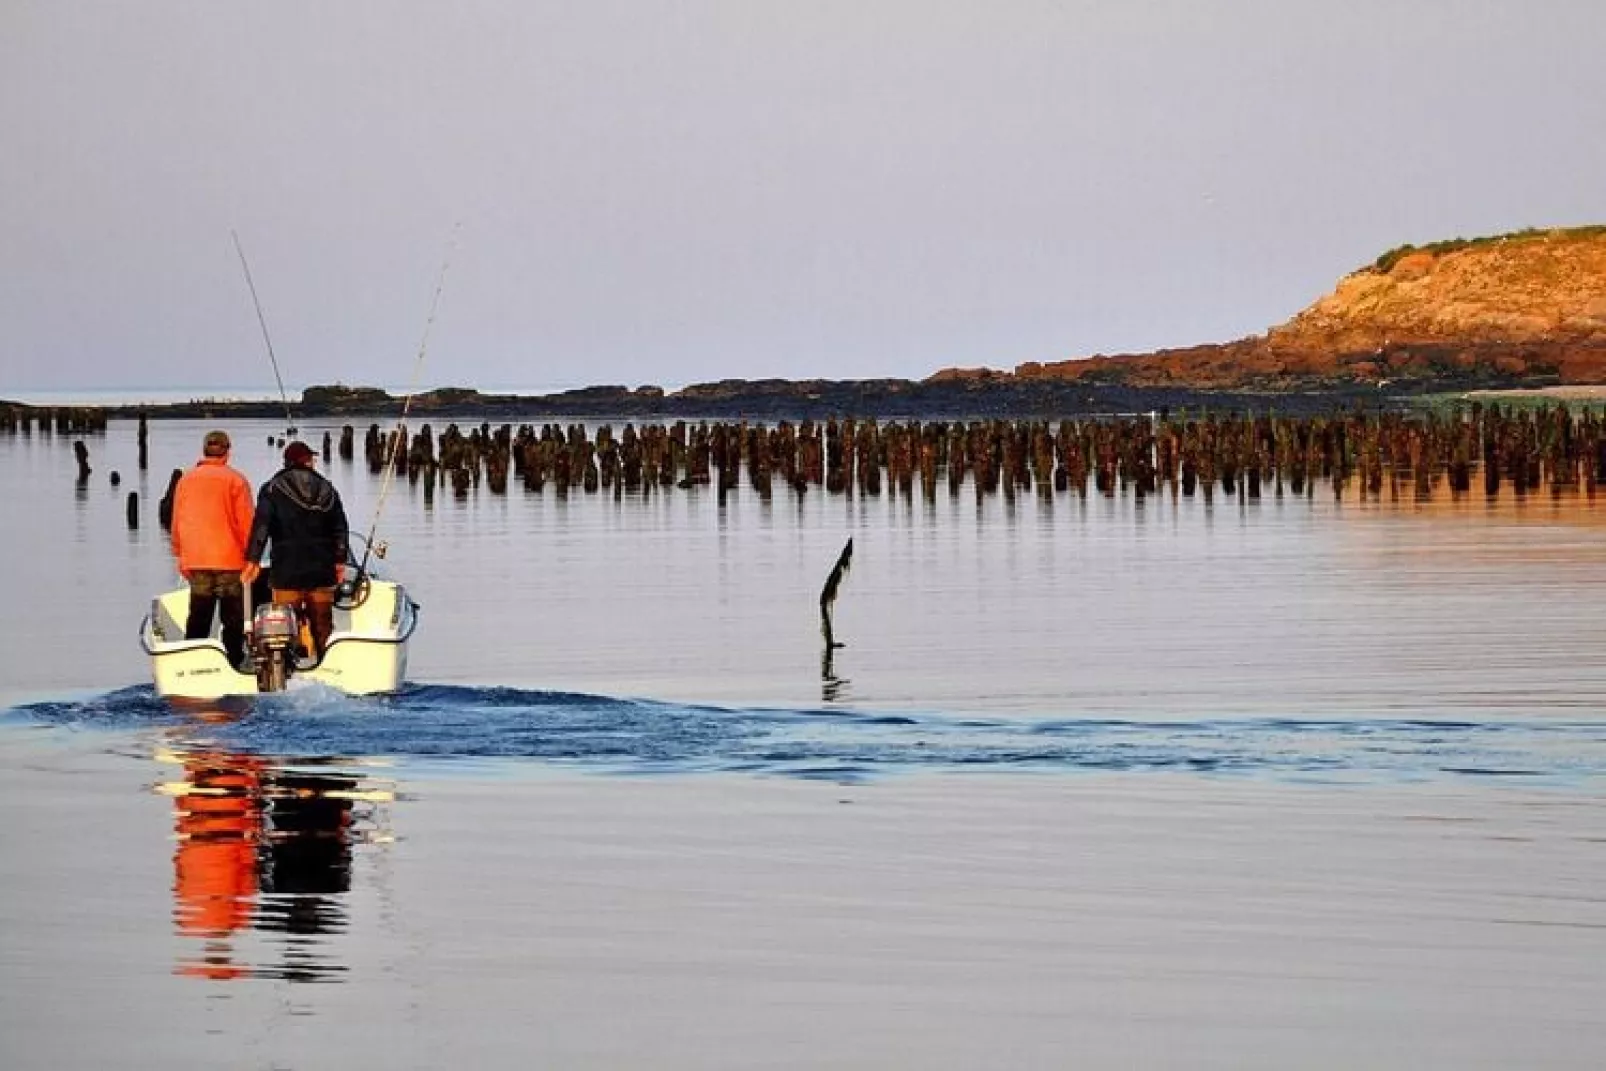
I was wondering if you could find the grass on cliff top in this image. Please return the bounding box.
[1370,224,1606,274]
[1408,388,1606,416]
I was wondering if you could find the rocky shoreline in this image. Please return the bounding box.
[10,378,1404,425]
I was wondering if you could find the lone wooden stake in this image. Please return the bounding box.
[820,537,854,651]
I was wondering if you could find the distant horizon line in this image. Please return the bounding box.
[4,382,607,406]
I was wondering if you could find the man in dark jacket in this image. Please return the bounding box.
[242,441,350,660]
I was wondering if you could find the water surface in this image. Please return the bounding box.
[4,416,1606,1069]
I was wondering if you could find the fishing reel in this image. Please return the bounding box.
[333,564,371,611]
[333,538,379,611]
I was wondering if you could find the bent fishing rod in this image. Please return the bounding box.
[354,222,462,578]
[231,230,297,437]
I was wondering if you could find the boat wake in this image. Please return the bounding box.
[6,684,1606,785]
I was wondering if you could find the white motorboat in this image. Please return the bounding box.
[141,567,419,699]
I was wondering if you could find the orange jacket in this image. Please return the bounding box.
[171,458,255,571]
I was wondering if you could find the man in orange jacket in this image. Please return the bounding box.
[171,430,255,668]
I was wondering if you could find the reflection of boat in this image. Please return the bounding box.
[159,727,394,983]
[139,556,419,699]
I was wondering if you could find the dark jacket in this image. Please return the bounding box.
[246,465,350,589]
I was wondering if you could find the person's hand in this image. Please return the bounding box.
[241,561,261,585]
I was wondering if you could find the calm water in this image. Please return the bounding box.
[11,416,1606,748]
[4,416,1606,1069]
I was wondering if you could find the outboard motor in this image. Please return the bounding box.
[251,602,300,692]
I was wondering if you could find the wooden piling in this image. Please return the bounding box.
[158,468,182,529]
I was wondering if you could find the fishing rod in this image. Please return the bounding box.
[230,230,297,437]
[354,222,461,579]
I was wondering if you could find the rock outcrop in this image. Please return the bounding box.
[85,226,1606,422]
[940,226,1606,390]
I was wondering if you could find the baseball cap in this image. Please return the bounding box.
[203,430,231,456]
[283,440,316,465]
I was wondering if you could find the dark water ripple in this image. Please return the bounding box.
[5,683,1606,785]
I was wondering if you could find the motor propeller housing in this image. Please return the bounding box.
[250,602,300,691]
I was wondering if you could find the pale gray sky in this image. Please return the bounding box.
[2,1,1602,396]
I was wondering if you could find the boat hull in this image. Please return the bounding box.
[141,580,418,699]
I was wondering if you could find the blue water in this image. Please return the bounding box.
[9,684,1605,786]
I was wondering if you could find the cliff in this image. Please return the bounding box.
[943,226,1606,391]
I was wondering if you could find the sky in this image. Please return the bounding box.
[2,1,1603,397]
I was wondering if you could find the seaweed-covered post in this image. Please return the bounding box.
[1242,418,1262,500]
[590,425,614,489]
[857,420,882,496]
[1413,416,1435,500]
[823,419,847,495]
[1283,417,1300,494]
[1050,420,1071,494]
[579,434,600,494]
[126,491,138,530]
[746,424,773,499]
[520,437,546,492]
[1067,421,1090,497]
[948,423,968,496]
[1573,406,1599,497]
[363,424,384,473]
[73,440,91,482]
[1510,410,1532,496]
[1216,416,1239,498]
[617,424,640,490]
[799,419,825,488]
[1481,404,1502,496]
[158,468,183,529]
[919,424,941,501]
[645,424,669,489]
[1548,404,1578,492]
[663,421,685,487]
[1153,416,1177,494]
[137,411,149,471]
[885,421,912,498]
[1448,416,1473,495]
[486,424,512,495]
[1361,415,1384,498]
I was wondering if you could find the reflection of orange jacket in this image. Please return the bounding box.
[171,459,254,571]
[173,760,263,939]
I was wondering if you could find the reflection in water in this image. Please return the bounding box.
[821,646,850,704]
[157,707,393,983]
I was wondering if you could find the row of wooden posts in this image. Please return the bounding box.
[339,403,1606,502]
[38,405,1606,528]
[0,405,108,436]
